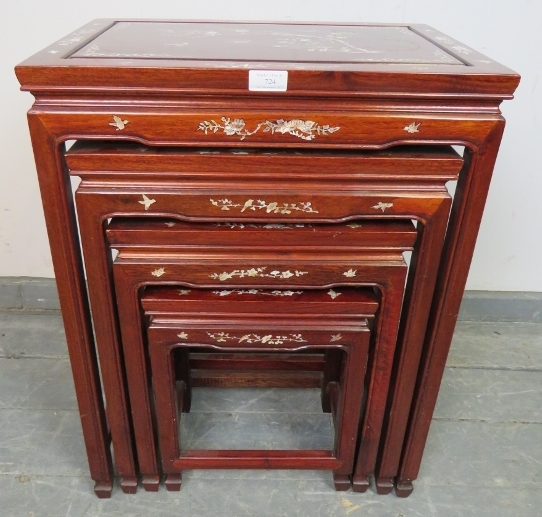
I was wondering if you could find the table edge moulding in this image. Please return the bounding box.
[15,19,519,498]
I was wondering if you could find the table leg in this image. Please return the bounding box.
[352,270,407,492]
[375,197,451,493]
[395,121,505,497]
[112,268,161,490]
[75,203,139,492]
[27,114,114,497]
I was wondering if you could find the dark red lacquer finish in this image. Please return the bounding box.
[16,20,519,497]
[143,286,376,490]
[106,217,412,486]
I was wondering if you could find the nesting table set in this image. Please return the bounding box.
[15,20,519,498]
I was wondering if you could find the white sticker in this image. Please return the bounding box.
[249,70,288,92]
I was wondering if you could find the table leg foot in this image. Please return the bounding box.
[142,475,160,492]
[93,481,113,498]
[351,475,369,493]
[375,477,394,495]
[120,476,138,494]
[395,479,414,498]
[165,474,182,491]
[333,474,351,491]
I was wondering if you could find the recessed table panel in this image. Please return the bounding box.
[71,22,463,65]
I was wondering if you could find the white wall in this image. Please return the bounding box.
[1,1,540,291]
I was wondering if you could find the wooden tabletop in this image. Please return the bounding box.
[70,22,464,65]
[15,20,519,99]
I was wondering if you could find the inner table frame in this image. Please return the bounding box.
[26,99,505,497]
[74,160,450,492]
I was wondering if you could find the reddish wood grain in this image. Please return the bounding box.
[15,21,519,98]
[16,20,519,496]
[109,221,409,487]
[145,295,374,490]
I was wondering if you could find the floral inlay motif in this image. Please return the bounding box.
[197,117,340,141]
[81,43,171,59]
[57,28,97,46]
[343,269,357,278]
[213,289,303,297]
[372,202,394,212]
[207,332,307,346]
[109,115,129,131]
[330,334,343,342]
[434,36,456,45]
[214,223,310,229]
[138,194,156,211]
[403,122,421,134]
[210,198,318,214]
[328,289,342,300]
[346,223,362,229]
[165,222,176,227]
[151,268,166,277]
[270,31,382,55]
[177,289,191,295]
[177,332,189,340]
[209,267,308,282]
[72,25,460,64]
[451,45,472,55]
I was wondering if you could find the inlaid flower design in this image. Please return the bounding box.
[451,45,472,55]
[57,28,98,46]
[435,36,456,45]
[214,223,310,229]
[151,268,166,277]
[207,332,307,345]
[209,267,308,282]
[210,198,318,214]
[213,289,303,297]
[197,117,340,141]
[223,118,247,136]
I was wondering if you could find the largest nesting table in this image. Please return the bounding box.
[15,20,519,498]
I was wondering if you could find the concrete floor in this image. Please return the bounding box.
[0,311,541,517]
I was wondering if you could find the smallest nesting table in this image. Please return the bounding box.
[142,286,378,490]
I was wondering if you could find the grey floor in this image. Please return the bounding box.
[0,312,541,517]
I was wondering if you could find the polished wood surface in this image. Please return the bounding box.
[141,284,379,314]
[75,144,452,493]
[106,218,419,251]
[144,287,375,490]
[66,143,463,180]
[16,20,519,496]
[143,285,374,389]
[16,20,518,98]
[395,125,506,497]
[71,143,446,490]
[108,218,410,487]
[71,22,464,65]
